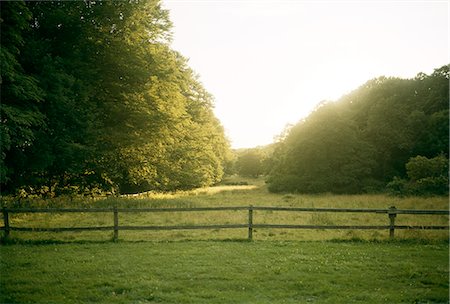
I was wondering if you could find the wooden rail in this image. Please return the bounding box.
[0,206,448,241]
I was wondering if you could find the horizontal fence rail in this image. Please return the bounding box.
[1,206,448,241]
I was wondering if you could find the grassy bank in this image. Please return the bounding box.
[1,240,449,303]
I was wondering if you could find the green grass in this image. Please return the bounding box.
[1,179,448,303]
[1,240,448,303]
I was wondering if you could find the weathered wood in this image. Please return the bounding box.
[9,224,447,233]
[113,207,119,241]
[116,206,249,213]
[248,206,253,241]
[118,224,248,230]
[252,206,450,214]
[252,206,389,213]
[388,206,397,238]
[4,206,248,213]
[2,205,448,241]
[388,209,449,215]
[4,208,113,213]
[253,224,390,230]
[2,208,10,237]
[394,225,449,230]
[10,226,114,232]
[4,206,448,214]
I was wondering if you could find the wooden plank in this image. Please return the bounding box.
[116,206,248,213]
[10,226,114,232]
[8,224,448,233]
[5,208,113,213]
[388,206,397,238]
[4,207,448,215]
[2,208,9,237]
[252,206,389,213]
[390,210,450,215]
[248,206,253,240]
[113,207,119,241]
[253,224,390,230]
[4,206,248,213]
[252,206,449,214]
[118,224,248,231]
[394,225,449,230]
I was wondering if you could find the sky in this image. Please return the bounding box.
[162,0,449,149]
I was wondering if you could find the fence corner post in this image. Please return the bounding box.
[2,207,10,238]
[113,207,119,242]
[248,205,253,241]
[388,206,397,239]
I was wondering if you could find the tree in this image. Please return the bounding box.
[235,149,265,178]
[1,0,230,195]
[267,65,449,194]
[267,102,375,193]
[0,1,45,187]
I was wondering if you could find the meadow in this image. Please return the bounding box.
[1,177,448,242]
[0,177,449,303]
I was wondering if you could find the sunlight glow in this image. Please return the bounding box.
[163,1,449,148]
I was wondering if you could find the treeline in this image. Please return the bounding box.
[267,65,449,195]
[0,1,230,195]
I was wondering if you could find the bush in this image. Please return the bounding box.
[386,177,409,196]
[406,155,448,181]
[266,174,302,193]
[387,155,449,196]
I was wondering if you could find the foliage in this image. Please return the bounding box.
[0,1,229,195]
[227,146,274,178]
[267,65,449,194]
[235,148,265,177]
[0,1,45,185]
[387,155,449,196]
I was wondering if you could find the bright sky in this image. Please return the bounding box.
[163,1,449,149]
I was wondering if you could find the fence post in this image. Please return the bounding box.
[113,207,119,242]
[2,208,10,238]
[248,205,253,241]
[388,206,397,239]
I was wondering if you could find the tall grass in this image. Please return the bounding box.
[1,177,448,242]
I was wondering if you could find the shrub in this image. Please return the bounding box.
[406,155,448,181]
[387,155,449,196]
[386,177,409,196]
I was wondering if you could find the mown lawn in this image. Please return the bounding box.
[0,240,448,303]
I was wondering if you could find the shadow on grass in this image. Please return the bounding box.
[328,237,449,245]
[1,235,447,246]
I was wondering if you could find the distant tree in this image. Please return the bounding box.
[267,65,449,194]
[267,102,376,193]
[235,149,265,178]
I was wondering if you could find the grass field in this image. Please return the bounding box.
[1,240,448,303]
[1,177,448,242]
[1,177,448,303]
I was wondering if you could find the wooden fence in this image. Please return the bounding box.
[1,206,448,241]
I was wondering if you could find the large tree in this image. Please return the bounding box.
[0,1,45,187]
[1,0,230,195]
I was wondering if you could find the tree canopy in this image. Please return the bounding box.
[267,65,449,195]
[0,1,230,195]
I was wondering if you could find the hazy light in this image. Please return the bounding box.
[163,1,449,149]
